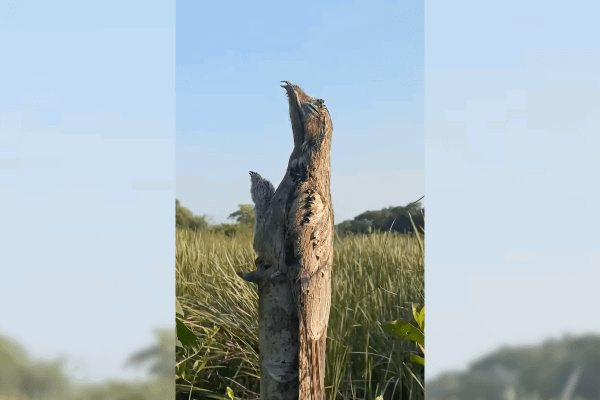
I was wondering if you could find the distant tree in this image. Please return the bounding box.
[228,204,255,227]
[125,329,174,379]
[209,223,240,237]
[0,333,71,398]
[176,199,192,229]
[427,334,600,400]
[336,200,424,235]
[176,199,208,231]
[188,215,208,232]
[334,220,353,236]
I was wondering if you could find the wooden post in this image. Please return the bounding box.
[238,82,334,400]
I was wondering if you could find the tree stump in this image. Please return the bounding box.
[238,82,334,400]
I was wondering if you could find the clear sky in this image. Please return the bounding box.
[3,0,598,390]
[426,0,600,380]
[176,0,425,224]
[0,1,175,382]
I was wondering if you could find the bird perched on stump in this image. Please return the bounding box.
[237,83,333,400]
[281,81,334,400]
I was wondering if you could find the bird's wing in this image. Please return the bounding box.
[286,181,333,400]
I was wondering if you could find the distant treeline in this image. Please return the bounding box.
[176,199,254,236]
[176,199,210,231]
[0,330,173,399]
[176,198,424,236]
[335,201,424,236]
[426,333,600,400]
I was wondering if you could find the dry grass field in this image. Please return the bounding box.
[176,228,424,400]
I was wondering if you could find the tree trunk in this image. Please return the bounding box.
[238,82,334,400]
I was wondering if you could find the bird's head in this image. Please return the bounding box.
[280,81,315,107]
[280,81,329,150]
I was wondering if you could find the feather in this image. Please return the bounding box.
[282,83,334,400]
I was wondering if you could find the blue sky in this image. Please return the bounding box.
[0,1,175,382]
[426,0,600,380]
[3,0,599,390]
[176,0,424,224]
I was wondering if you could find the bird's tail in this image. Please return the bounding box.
[299,321,327,400]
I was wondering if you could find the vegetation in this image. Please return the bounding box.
[383,303,425,371]
[176,197,425,239]
[227,204,255,227]
[0,329,174,400]
[335,200,424,236]
[426,334,600,400]
[177,199,210,232]
[177,199,259,237]
[176,223,425,400]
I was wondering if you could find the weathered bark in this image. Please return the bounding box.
[238,82,333,400]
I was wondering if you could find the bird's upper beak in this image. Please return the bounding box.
[280,81,299,106]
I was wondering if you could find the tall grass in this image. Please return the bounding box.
[176,228,424,400]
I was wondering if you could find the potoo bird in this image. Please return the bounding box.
[281,81,333,400]
[249,171,275,270]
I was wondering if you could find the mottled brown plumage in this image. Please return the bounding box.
[237,82,333,400]
[281,81,334,400]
